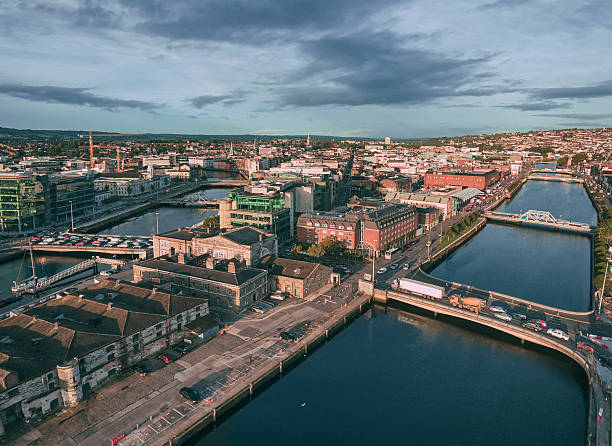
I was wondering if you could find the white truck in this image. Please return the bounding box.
[392,278,444,300]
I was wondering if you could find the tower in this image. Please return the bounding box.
[306,134,310,146]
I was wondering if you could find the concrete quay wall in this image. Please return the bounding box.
[159,293,373,446]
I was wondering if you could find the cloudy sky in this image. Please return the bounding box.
[0,0,611,137]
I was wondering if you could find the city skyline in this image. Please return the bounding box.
[1,0,612,137]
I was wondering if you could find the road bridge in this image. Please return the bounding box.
[159,191,220,208]
[485,209,595,234]
[373,281,609,445]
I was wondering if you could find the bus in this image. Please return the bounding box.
[385,247,399,260]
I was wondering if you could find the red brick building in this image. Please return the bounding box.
[359,203,417,253]
[424,169,500,189]
[297,203,418,254]
[297,214,360,249]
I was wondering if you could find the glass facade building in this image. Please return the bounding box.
[0,173,49,232]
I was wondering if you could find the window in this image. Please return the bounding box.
[132,334,139,342]
[8,388,19,398]
[48,381,55,390]
[133,344,140,354]
[107,353,115,362]
[106,345,114,352]
[177,314,182,321]
[156,330,162,338]
[155,323,162,330]
[47,373,53,381]
[177,323,182,331]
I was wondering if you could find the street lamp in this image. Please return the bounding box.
[69,200,74,232]
[155,211,159,235]
[362,240,377,291]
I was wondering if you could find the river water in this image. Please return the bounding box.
[431,181,596,311]
[0,187,233,297]
[189,307,587,446]
[187,178,591,445]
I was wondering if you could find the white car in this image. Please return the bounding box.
[100,271,111,277]
[547,328,570,341]
[270,293,285,301]
[377,267,387,274]
[490,305,507,313]
[494,312,512,322]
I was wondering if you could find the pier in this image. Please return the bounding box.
[485,209,595,234]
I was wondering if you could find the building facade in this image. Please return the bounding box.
[296,213,359,249]
[134,256,268,313]
[0,280,209,434]
[0,172,49,233]
[424,169,500,189]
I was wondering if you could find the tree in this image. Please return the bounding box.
[307,243,325,257]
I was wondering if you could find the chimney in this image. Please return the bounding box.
[54,322,59,331]
[107,302,113,310]
[259,233,264,242]
[206,257,215,269]
[227,261,236,273]
[177,252,185,264]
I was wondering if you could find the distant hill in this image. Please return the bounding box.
[0,126,424,142]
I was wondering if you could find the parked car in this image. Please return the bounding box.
[157,353,171,364]
[377,267,387,274]
[547,328,569,341]
[403,263,410,270]
[133,364,151,376]
[173,343,190,355]
[280,331,299,342]
[179,387,201,403]
[494,312,512,322]
[270,293,285,301]
[252,305,265,314]
[577,342,595,352]
[100,271,111,277]
[390,263,399,270]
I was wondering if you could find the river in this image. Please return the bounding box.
[430,180,596,311]
[0,187,233,297]
[186,177,591,445]
[188,306,587,446]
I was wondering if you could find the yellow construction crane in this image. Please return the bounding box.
[78,130,140,169]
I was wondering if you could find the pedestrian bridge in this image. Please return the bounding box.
[528,174,583,183]
[485,210,595,234]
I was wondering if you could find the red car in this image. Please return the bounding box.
[577,342,594,353]
[534,319,547,329]
[157,353,171,364]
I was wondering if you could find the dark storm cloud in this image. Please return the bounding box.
[529,79,612,100]
[120,0,402,44]
[532,112,612,120]
[276,32,501,107]
[477,0,531,10]
[0,84,160,111]
[187,91,247,108]
[497,101,571,111]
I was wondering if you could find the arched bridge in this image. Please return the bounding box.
[485,209,595,234]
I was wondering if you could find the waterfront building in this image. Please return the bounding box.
[424,169,500,189]
[0,280,210,433]
[153,226,277,266]
[385,191,457,220]
[261,257,335,298]
[356,202,417,253]
[94,172,169,197]
[48,176,95,224]
[133,255,268,313]
[0,172,49,233]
